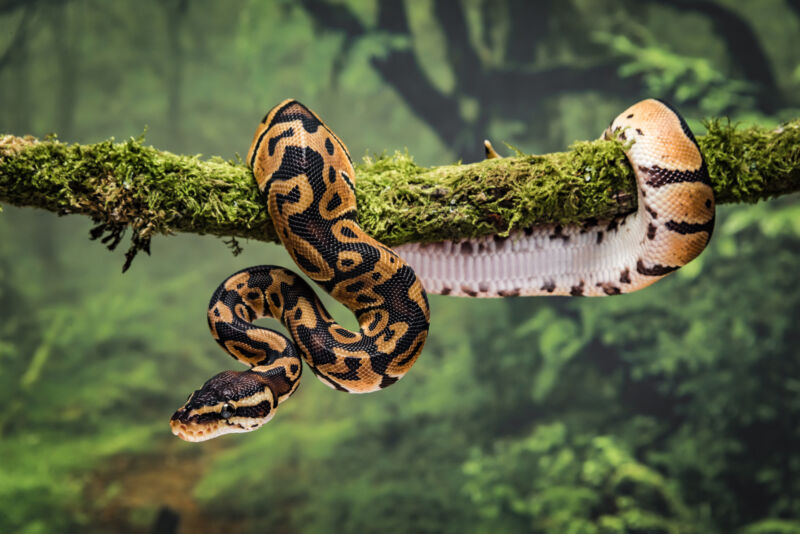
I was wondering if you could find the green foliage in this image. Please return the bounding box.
[595,32,754,115]
[463,424,700,534]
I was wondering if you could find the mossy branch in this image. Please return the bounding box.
[1,119,798,269]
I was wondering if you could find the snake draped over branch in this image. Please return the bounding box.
[171,98,713,441]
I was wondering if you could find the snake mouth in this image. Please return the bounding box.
[170,409,217,442]
[169,413,258,442]
[170,401,276,442]
[170,419,217,442]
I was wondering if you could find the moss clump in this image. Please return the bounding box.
[1,119,798,266]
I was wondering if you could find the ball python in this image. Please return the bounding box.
[171,98,713,441]
[171,100,431,441]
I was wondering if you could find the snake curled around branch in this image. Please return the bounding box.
[171,98,713,441]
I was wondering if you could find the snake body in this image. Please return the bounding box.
[171,98,712,441]
[396,99,714,297]
[171,100,430,441]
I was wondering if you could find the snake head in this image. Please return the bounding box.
[170,370,278,442]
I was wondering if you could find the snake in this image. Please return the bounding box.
[171,100,431,441]
[171,98,713,441]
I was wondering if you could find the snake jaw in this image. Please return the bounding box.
[170,411,269,442]
[170,398,276,442]
[171,370,279,442]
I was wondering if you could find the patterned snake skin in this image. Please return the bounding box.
[171,100,430,441]
[171,98,712,441]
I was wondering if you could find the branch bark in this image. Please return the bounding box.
[1,119,798,269]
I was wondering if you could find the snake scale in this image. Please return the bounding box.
[171,98,713,441]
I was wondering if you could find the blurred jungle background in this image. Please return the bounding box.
[1,1,800,533]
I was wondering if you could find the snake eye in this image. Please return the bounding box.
[221,403,235,419]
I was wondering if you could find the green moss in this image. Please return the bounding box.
[1,119,798,265]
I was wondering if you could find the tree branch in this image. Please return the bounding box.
[1,119,798,269]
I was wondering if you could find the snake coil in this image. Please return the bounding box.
[171,98,713,441]
[171,100,431,441]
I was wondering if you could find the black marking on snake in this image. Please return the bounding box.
[294,252,321,274]
[269,104,322,134]
[346,280,365,293]
[636,260,678,277]
[461,242,473,254]
[498,289,520,297]
[236,400,273,419]
[524,227,534,236]
[620,268,631,284]
[328,166,336,183]
[340,171,354,190]
[596,231,604,244]
[645,205,658,219]
[334,328,358,339]
[665,219,714,235]
[340,226,358,239]
[325,138,334,155]
[541,280,556,293]
[249,128,271,168]
[570,281,585,296]
[326,193,342,212]
[581,218,599,232]
[639,165,709,188]
[270,146,315,182]
[647,223,657,240]
[550,225,569,242]
[462,285,478,297]
[598,283,621,295]
[268,128,294,155]
[367,313,382,332]
[380,376,399,388]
